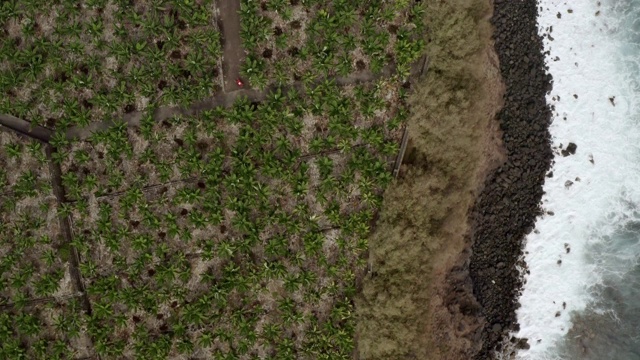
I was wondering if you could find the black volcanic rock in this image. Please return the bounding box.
[467,1,554,358]
[561,142,577,156]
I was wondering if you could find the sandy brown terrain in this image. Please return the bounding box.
[355,0,506,358]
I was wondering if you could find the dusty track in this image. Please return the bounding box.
[216,0,245,92]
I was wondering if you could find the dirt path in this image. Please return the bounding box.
[355,0,506,359]
[216,0,245,92]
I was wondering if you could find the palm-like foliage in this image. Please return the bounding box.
[0,0,422,356]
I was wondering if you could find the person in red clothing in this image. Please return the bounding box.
[236,78,244,87]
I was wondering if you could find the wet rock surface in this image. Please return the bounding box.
[561,142,577,156]
[467,0,554,358]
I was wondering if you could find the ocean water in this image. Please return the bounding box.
[511,0,640,359]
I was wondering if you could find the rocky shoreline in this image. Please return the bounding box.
[467,0,554,358]
[354,0,511,358]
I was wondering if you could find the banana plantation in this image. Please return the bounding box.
[0,0,424,359]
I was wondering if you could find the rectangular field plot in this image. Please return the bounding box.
[0,0,426,357]
[66,138,392,359]
[238,0,424,88]
[0,0,223,129]
[78,228,365,359]
[67,139,392,275]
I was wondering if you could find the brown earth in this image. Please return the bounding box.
[355,0,506,359]
[216,0,245,92]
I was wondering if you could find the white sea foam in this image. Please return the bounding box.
[513,1,640,359]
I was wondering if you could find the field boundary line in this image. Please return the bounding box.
[46,146,94,317]
[0,114,52,142]
[392,126,410,178]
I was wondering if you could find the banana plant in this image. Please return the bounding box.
[33,270,62,296]
[395,28,425,78]
[79,259,98,278]
[188,209,208,229]
[120,187,144,212]
[4,143,21,158]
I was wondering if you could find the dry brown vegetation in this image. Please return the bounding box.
[355,0,505,359]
